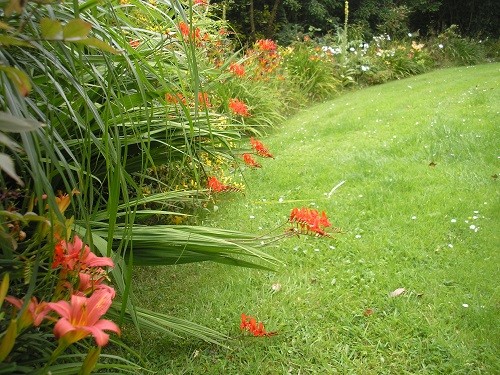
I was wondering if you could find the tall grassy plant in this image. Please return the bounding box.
[0,0,278,371]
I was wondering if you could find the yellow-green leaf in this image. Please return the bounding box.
[0,319,17,361]
[0,273,9,306]
[73,37,120,54]
[0,65,31,96]
[40,18,63,40]
[79,346,101,375]
[63,19,92,41]
[0,21,13,30]
[0,35,32,47]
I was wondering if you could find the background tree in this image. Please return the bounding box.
[213,0,499,45]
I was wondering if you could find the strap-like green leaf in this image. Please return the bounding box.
[0,153,23,186]
[0,111,44,132]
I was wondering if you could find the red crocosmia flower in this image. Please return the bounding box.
[178,21,190,37]
[242,153,261,168]
[5,296,50,328]
[207,176,241,193]
[48,288,120,347]
[193,27,201,41]
[228,98,250,117]
[178,21,203,42]
[197,92,211,109]
[194,0,207,5]
[255,39,277,51]
[250,137,274,158]
[52,235,114,271]
[289,207,332,236]
[229,62,245,77]
[165,92,187,105]
[240,313,277,337]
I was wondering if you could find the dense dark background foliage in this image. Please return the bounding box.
[212,0,500,44]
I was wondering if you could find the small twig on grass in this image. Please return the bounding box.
[327,180,346,199]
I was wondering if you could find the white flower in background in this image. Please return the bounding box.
[361,65,370,72]
[363,43,369,49]
[349,47,355,52]
[408,33,412,37]
[438,44,444,49]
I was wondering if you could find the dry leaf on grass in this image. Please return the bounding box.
[363,308,374,317]
[389,287,406,298]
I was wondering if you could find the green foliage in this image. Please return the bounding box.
[282,42,341,100]
[429,25,487,66]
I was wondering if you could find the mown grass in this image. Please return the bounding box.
[130,64,500,374]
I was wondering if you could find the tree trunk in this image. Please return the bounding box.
[249,0,256,40]
[266,0,282,38]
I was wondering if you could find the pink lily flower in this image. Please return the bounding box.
[47,288,120,347]
[5,296,50,328]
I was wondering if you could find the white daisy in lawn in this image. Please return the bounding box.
[451,218,457,223]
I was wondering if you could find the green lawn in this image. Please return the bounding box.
[131,64,500,374]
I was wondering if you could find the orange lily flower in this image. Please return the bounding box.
[52,235,114,271]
